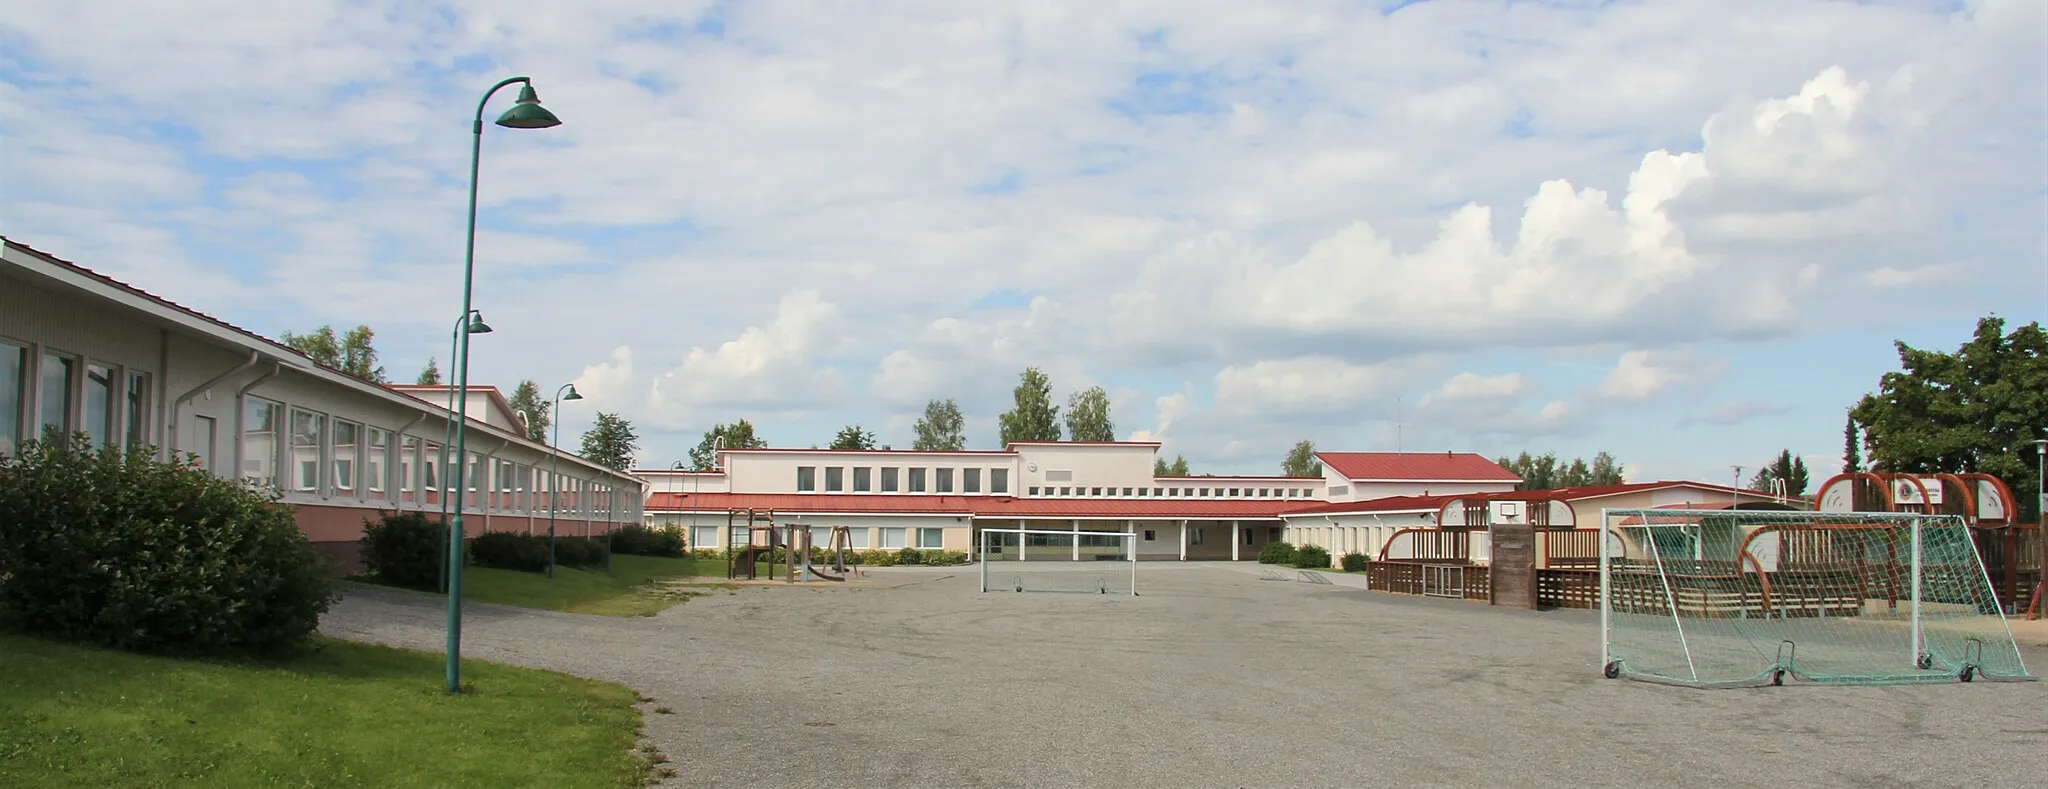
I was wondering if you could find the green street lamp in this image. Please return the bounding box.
[437,310,491,595]
[447,76,561,696]
[547,382,584,579]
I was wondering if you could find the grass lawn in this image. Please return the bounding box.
[0,633,651,789]
[365,554,749,618]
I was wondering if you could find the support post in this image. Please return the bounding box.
[1910,517,1924,668]
[1072,519,1081,561]
[1599,509,1611,671]
[1179,520,1188,561]
[979,529,988,592]
[1231,520,1241,561]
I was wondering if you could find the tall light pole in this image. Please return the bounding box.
[548,383,584,578]
[446,76,562,695]
[436,310,490,594]
[2032,438,2046,621]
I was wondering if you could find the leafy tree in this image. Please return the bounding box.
[998,367,1062,446]
[281,324,385,383]
[506,379,551,442]
[1064,386,1115,442]
[416,357,442,385]
[1748,449,1810,497]
[1496,451,1625,490]
[1850,315,2048,521]
[1282,440,1322,478]
[690,419,767,470]
[912,399,966,451]
[1153,454,1191,477]
[578,412,639,472]
[830,424,877,450]
[1842,415,1862,473]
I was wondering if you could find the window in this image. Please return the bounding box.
[962,468,980,493]
[332,420,359,495]
[844,528,870,549]
[853,467,871,492]
[242,398,281,487]
[400,437,418,493]
[1029,486,1041,496]
[1121,487,1133,496]
[125,371,148,447]
[367,428,389,496]
[797,466,816,492]
[1046,469,1073,482]
[908,468,926,492]
[825,467,844,492]
[1153,487,1163,497]
[0,341,22,456]
[1243,529,1255,546]
[692,525,720,550]
[1329,485,1350,496]
[1091,487,1103,496]
[1059,486,1071,496]
[917,527,945,549]
[466,453,483,507]
[935,468,953,493]
[190,415,217,471]
[1228,488,1240,497]
[1144,529,1157,541]
[991,468,1008,494]
[880,527,906,549]
[422,443,440,491]
[880,467,899,492]
[82,364,113,446]
[290,408,325,493]
[39,351,73,435]
[1199,488,1211,497]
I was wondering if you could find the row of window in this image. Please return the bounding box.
[0,339,150,458]
[236,396,626,519]
[1023,485,1318,499]
[682,524,944,551]
[796,465,1012,495]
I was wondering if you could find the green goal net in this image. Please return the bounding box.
[1599,509,2032,688]
[978,528,1137,595]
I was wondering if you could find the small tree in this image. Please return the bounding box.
[691,419,767,470]
[282,324,385,383]
[998,367,1062,446]
[1589,452,1625,485]
[280,325,341,367]
[1748,449,1811,497]
[507,379,550,442]
[1064,386,1115,442]
[416,357,442,385]
[579,412,640,472]
[1843,415,1862,473]
[913,399,967,451]
[1154,454,1191,477]
[830,424,877,450]
[1282,440,1322,477]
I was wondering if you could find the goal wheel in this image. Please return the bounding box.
[1770,669,1785,686]
[1959,665,1975,683]
[1602,661,1621,679]
[1916,654,1933,670]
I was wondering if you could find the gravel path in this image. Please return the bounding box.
[321,564,2048,789]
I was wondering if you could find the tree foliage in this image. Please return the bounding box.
[830,424,877,450]
[912,399,967,451]
[1850,315,2048,521]
[1153,454,1191,477]
[1064,386,1115,442]
[578,412,639,472]
[1842,415,1861,473]
[1748,449,1810,497]
[998,367,1062,446]
[507,379,550,442]
[1494,451,1625,490]
[1282,440,1322,478]
[691,419,767,470]
[281,324,385,383]
[416,357,441,385]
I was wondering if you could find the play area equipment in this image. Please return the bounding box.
[1598,508,2032,688]
[723,509,860,584]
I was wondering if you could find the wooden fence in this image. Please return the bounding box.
[1365,561,1490,602]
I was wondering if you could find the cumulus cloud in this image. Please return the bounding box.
[645,289,847,421]
[1594,350,1725,401]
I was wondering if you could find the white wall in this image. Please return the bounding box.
[1013,443,1156,493]
[723,450,1020,496]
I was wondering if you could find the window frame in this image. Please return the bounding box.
[935,468,953,494]
[824,466,844,492]
[796,466,817,492]
[331,418,361,497]
[990,468,1008,494]
[288,407,328,495]
[907,468,926,493]
[0,339,25,457]
[916,527,945,549]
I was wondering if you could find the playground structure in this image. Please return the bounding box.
[1813,472,2040,617]
[723,508,863,583]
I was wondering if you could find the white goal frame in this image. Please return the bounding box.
[978,527,1139,595]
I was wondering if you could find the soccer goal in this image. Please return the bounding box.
[1598,509,2033,688]
[978,528,1138,595]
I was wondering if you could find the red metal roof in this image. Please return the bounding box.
[1314,452,1521,482]
[644,492,1301,519]
[719,447,1017,456]
[1286,495,1462,516]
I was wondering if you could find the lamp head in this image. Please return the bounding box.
[495,83,562,129]
[562,384,583,401]
[466,312,493,334]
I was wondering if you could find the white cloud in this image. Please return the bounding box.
[645,289,846,423]
[1420,372,1533,404]
[1596,351,1709,401]
[1866,264,1959,287]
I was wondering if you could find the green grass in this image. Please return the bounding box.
[363,554,747,618]
[0,633,652,789]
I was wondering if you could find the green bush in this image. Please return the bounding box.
[857,549,899,567]
[550,536,591,568]
[1289,544,1332,569]
[691,548,723,561]
[1257,540,1296,564]
[0,432,336,657]
[916,550,968,566]
[358,511,444,590]
[471,532,548,572]
[1340,552,1368,572]
[611,525,684,557]
[896,547,923,566]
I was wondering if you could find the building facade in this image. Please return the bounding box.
[1,238,644,571]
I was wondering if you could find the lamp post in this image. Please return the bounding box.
[446,76,562,695]
[436,310,490,594]
[548,383,584,578]
[2033,438,2046,621]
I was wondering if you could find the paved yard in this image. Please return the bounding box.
[322,564,2048,789]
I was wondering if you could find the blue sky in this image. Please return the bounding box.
[1,0,2042,484]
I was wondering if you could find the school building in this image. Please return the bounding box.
[0,238,645,571]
